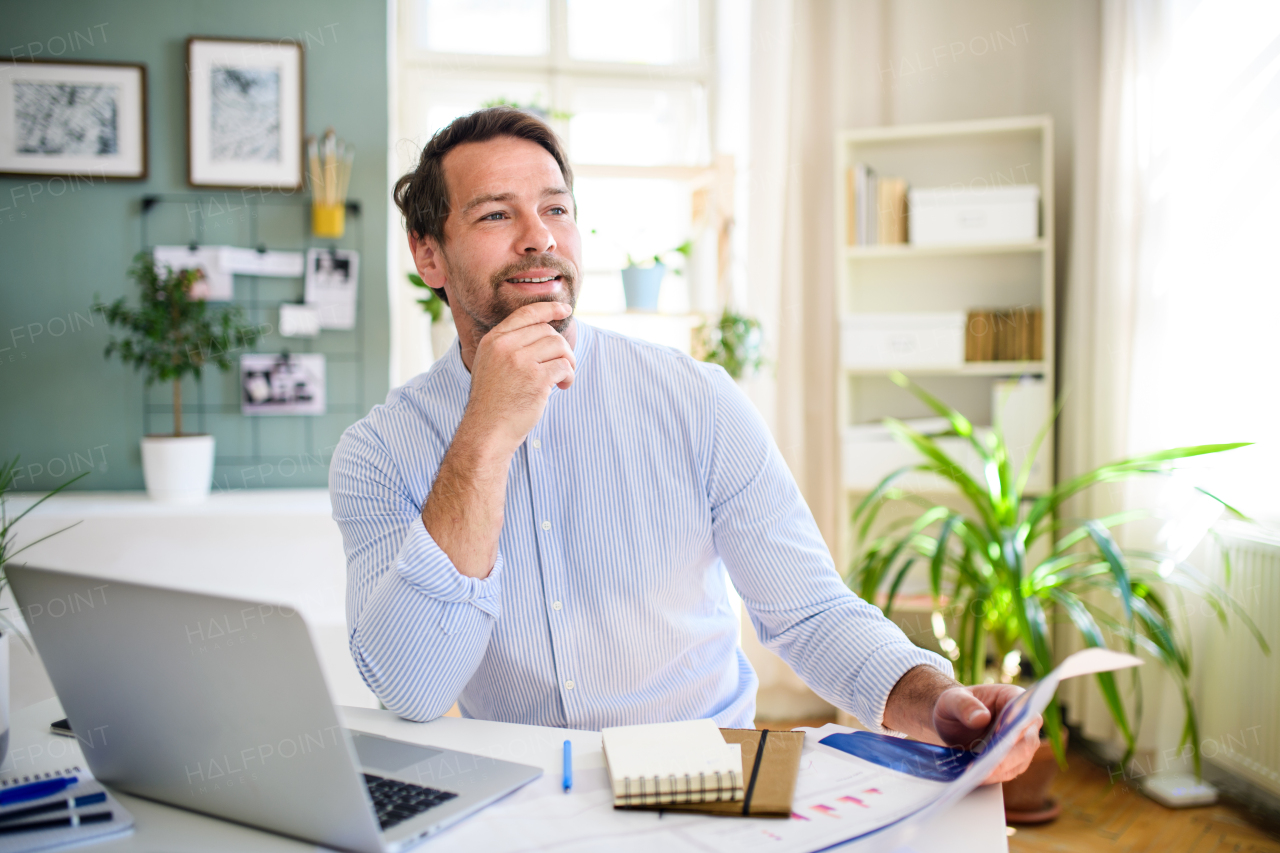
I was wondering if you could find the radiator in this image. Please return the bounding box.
[1199,521,1280,797]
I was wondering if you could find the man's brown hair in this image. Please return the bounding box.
[393,107,574,305]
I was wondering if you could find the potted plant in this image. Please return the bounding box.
[0,456,88,763]
[848,372,1267,822]
[622,240,692,312]
[479,96,572,123]
[696,308,765,380]
[94,253,262,503]
[407,272,456,360]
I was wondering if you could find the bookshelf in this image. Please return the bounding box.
[833,115,1056,576]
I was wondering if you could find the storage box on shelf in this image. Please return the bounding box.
[841,377,1050,494]
[834,116,1056,576]
[841,313,966,370]
[908,185,1041,247]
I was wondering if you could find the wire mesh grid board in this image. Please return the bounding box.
[139,193,365,491]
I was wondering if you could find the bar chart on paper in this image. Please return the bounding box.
[429,744,948,853]
[678,749,946,851]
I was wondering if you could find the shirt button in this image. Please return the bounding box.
[552,601,562,611]
[532,439,541,449]
[541,520,551,530]
[565,680,575,690]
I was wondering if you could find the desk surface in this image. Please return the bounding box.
[3,698,1007,853]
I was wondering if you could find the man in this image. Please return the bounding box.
[331,107,1039,783]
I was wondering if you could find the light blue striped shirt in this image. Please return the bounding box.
[330,321,950,731]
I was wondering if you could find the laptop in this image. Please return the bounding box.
[5,564,542,853]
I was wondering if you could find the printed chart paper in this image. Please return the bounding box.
[427,648,1140,853]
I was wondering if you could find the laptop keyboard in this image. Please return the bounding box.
[363,773,459,830]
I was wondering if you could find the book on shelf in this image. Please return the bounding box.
[965,307,1042,362]
[845,164,908,246]
[877,177,908,245]
[844,168,858,247]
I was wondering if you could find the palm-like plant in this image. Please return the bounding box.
[848,373,1267,773]
[0,457,88,647]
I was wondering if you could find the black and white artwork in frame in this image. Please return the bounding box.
[187,38,302,189]
[0,59,146,178]
[210,68,280,162]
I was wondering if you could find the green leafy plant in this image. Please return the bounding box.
[697,308,764,380]
[625,239,693,271]
[407,273,445,323]
[93,253,262,437]
[480,97,573,122]
[0,457,89,647]
[848,372,1267,773]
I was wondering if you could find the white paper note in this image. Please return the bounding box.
[279,303,320,338]
[304,248,359,330]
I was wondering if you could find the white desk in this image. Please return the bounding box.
[3,698,1007,853]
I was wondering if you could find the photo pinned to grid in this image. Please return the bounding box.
[240,353,325,416]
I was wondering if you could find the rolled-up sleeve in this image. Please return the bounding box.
[331,420,501,722]
[702,366,952,733]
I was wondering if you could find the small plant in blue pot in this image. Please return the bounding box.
[621,240,692,312]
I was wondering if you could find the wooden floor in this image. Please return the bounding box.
[756,717,1280,853]
[1009,748,1280,853]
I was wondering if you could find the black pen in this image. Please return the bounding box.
[0,810,113,835]
[0,792,108,824]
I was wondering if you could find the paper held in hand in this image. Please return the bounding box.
[798,646,1144,853]
[602,718,744,806]
[425,648,1141,853]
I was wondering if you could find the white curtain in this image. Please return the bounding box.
[1060,0,1280,750]
[738,0,845,719]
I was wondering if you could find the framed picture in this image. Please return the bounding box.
[187,37,303,189]
[0,59,147,179]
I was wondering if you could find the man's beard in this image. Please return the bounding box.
[446,251,578,336]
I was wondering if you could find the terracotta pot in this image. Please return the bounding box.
[1002,727,1067,824]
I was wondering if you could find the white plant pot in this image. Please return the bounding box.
[0,632,9,765]
[140,434,215,504]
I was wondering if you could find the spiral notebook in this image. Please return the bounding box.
[618,728,804,819]
[601,719,744,807]
[0,763,133,853]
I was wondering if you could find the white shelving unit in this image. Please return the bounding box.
[834,115,1056,573]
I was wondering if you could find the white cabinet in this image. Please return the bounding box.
[6,490,378,712]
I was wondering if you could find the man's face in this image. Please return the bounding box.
[430,136,581,335]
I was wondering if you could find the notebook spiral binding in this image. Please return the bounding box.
[618,770,741,805]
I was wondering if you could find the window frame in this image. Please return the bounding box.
[396,0,718,167]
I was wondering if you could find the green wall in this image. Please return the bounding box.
[0,0,390,491]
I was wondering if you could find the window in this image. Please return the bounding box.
[392,0,726,381]
[1122,0,1280,516]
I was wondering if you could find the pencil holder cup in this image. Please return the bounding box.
[312,203,346,239]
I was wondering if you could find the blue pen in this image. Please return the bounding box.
[562,740,572,793]
[0,777,79,807]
